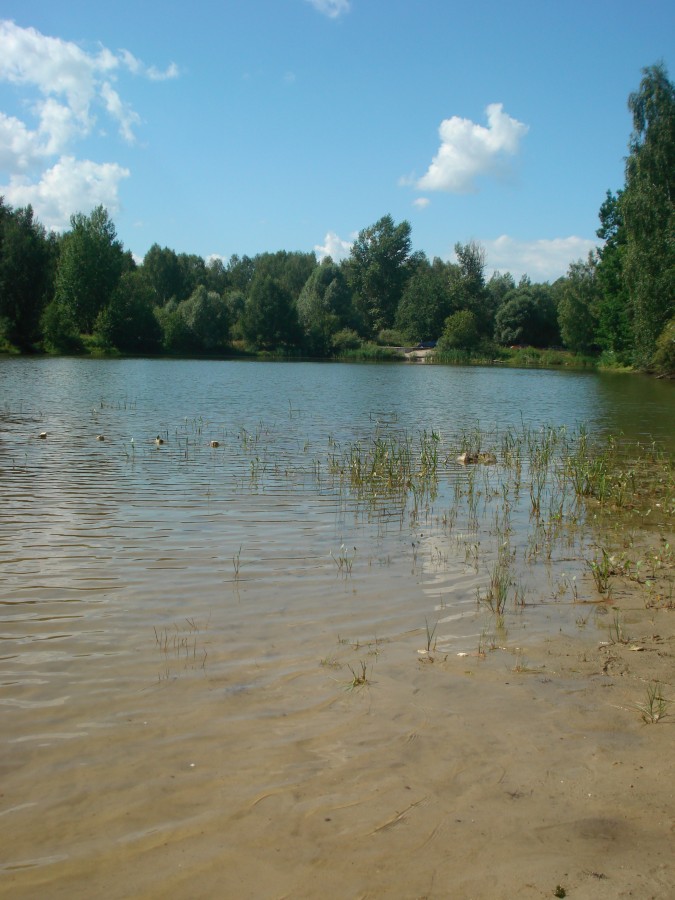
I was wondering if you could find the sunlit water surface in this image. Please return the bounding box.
[0,357,672,895]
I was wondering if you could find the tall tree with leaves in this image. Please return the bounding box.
[396,257,454,342]
[53,206,126,332]
[241,274,299,350]
[557,256,600,353]
[621,63,675,368]
[94,270,162,353]
[253,251,317,302]
[179,285,231,351]
[0,202,55,348]
[177,253,208,300]
[595,190,632,362]
[448,241,496,333]
[345,214,418,337]
[495,280,560,347]
[297,259,353,355]
[141,244,185,305]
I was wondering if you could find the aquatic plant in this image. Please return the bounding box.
[346,660,369,689]
[330,543,356,575]
[587,548,613,594]
[635,683,669,724]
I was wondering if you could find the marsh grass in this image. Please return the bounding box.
[121,410,670,672]
[154,618,208,677]
[330,543,356,575]
[608,610,629,644]
[587,548,613,595]
[417,618,439,661]
[478,558,511,614]
[635,682,669,724]
[232,545,243,580]
[319,656,342,669]
[424,618,438,652]
[346,659,370,689]
[327,428,441,504]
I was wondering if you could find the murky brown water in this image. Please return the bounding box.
[1,358,672,897]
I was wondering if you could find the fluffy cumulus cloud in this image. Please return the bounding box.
[3,157,130,230]
[314,230,353,262]
[0,19,177,230]
[306,0,351,19]
[416,103,528,194]
[481,235,597,282]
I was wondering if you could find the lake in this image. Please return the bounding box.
[0,357,672,898]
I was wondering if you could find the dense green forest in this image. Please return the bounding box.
[1,64,673,373]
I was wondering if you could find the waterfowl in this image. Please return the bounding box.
[210,440,220,448]
[457,451,497,465]
[39,432,47,439]
[155,435,164,445]
[457,451,476,464]
[96,434,105,441]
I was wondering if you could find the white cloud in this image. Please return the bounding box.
[1,21,106,137]
[306,0,351,19]
[2,156,130,231]
[0,111,44,170]
[314,231,353,262]
[100,82,141,143]
[416,103,528,194]
[413,197,430,209]
[0,19,176,229]
[36,98,84,154]
[146,62,180,82]
[480,235,597,282]
[119,49,179,82]
[0,20,174,146]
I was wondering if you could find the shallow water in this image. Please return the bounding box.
[0,357,672,897]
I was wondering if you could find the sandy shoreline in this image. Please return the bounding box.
[142,558,675,900]
[3,527,672,900]
[200,535,675,900]
[2,412,673,900]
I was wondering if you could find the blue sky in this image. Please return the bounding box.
[1,1,673,281]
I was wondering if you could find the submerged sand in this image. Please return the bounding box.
[2,526,672,900]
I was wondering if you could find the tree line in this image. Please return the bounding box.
[0,64,672,373]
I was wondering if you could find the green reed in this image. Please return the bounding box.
[327,428,440,499]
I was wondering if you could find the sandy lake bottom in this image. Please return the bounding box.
[2,523,673,900]
[1,359,673,898]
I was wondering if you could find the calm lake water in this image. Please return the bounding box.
[0,356,672,897]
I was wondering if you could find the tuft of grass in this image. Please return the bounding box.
[330,543,356,575]
[424,617,438,653]
[346,659,370,689]
[153,619,208,678]
[319,656,342,669]
[418,618,441,661]
[608,609,629,644]
[587,548,613,595]
[478,557,511,615]
[233,545,243,580]
[635,683,669,724]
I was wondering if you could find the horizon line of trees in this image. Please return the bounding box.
[1,63,672,373]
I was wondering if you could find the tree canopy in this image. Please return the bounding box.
[621,63,675,368]
[345,215,418,337]
[53,206,127,332]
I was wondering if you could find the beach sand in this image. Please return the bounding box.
[2,531,672,900]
